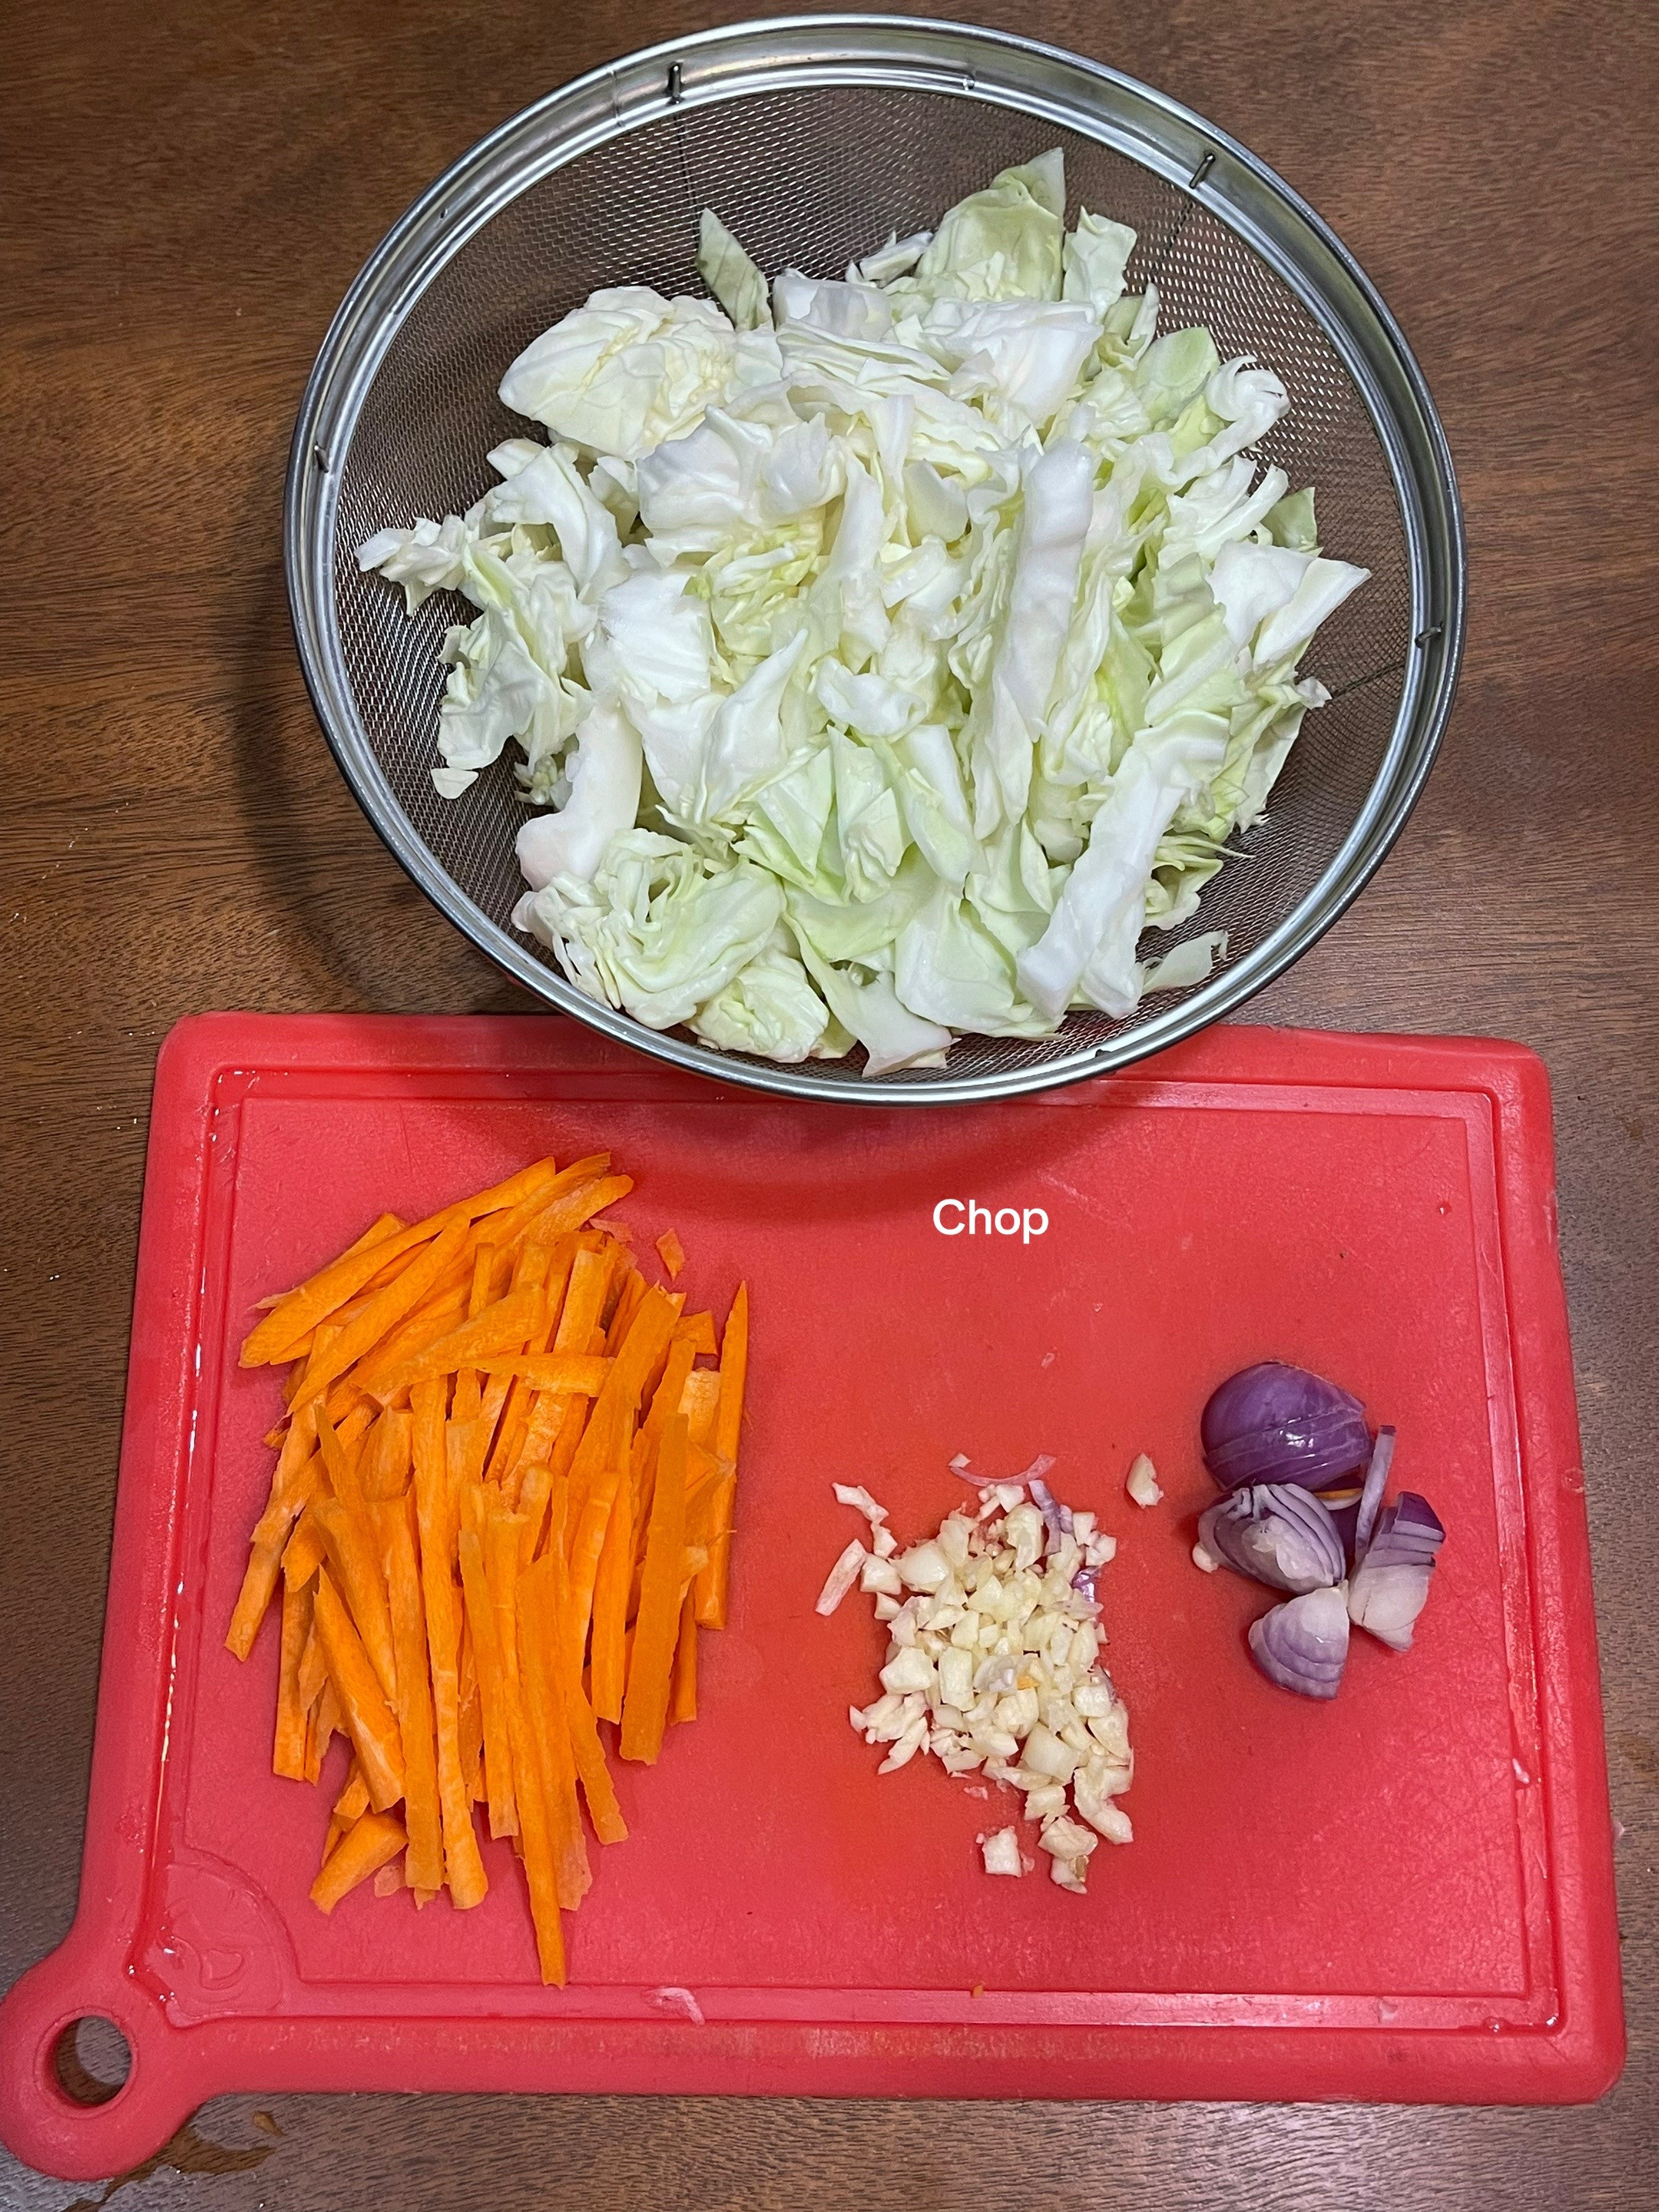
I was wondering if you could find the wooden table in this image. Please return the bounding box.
[5,1,1654,2202]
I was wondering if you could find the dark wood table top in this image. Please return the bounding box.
[5,1,1655,2203]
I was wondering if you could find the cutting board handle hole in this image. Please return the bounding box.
[51,2015,131,2108]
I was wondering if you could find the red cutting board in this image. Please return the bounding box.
[0,1016,1623,2178]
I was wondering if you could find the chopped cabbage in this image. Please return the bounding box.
[361,152,1368,1071]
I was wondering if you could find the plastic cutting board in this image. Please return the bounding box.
[0,1015,1624,2178]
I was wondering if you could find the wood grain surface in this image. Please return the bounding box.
[3,0,1655,2204]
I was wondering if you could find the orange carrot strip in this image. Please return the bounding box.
[243,1160,560,1367]
[519,1553,591,1909]
[366,1287,546,1406]
[570,1288,679,1498]
[410,1376,487,1907]
[289,1213,471,1411]
[315,1406,365,1508]
[643,1337,697,1442]
[227,1400,323,1657]
[671,1586,698,1725]
[458,1522,518,1840]
[621,1415,689,1763]
[655,1229,686,1281]
[283,1507,328,1593]
[524,1171,633,1250]
[516,1463,554,1568]
[382,1494,443,1894]
[341,1283,468,1412]
[693,1478,737,1631]
[313,1568,406,1811]
[296,1608,328,1715]
[679,1369,721,1452]
[486,1254,574,1493]
[474,1353,611,1396]
[310,1810,408,1913]
[503,1240,605,1485]
[555,1246,614,1354]
[588,1457,633,1726]
[604,1270,647,1356]
[674,1310,717,1358]
[358,1407,412,1502]
[544,1529,628,1846]
[458,1618,485,1804]
[253,1213,404,1311]
[314,1495,398,1705]
[333,1760,370,1826]
[305,1676,343,1786]
[273,1578,313,1778]
[483,1518,565,1983]
[715,1283,748,1467]
[696,1284,748,1629]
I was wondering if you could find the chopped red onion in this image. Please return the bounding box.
[1353,1426,1396,1555]
[1197,1483,1346,1594]
[1202,1363,1373,1491]
[1248,1584,1350,1698]
[1071,1566,1100,1610]
[1028,1475,1072,1549]
[1349,1491,1445,1649]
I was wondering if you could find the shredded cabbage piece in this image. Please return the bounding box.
[361,153,1367,1071]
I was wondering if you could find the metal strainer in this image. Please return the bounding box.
[286,14,1463,1104]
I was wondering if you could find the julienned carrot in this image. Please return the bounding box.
[486,1238,576,1489]
[243,1157,561,1367]
[555,1245,614,1354]
[694,1284,747,1630]
[714,1283,748,1468]
[411,1376,488,1908]
[253,1212,403,1313]
[483,1512,565,1985]
[306,1676,342,1786]
[333,1760,371,1827]
[237,1152,743,1965]
[621,1415,689,1763]
[675,1313,718,1360]
[655,1229,685,1281]
[314,1495,398,1707]
[360,1407,412,1503]
[382,1494,444,1894]
[643,1337,697,1442]
[273,1578,313,1779]
[475,1353,612,1396]
[283,1508,328,1593]
[344,1283,469,1412]
[313,1567,406,1812]
[458,1524,518,1841]
[310,1810,408,1912]
[227,1399,323,1657]
[518,1554,592,1909]
[368,1286,545,1404]
[588,1462,633,1725]
[550,1525,628,1846]
[604,1271,647,1355]
[292,1214,471,1409]
[458,1623,485,1804]
[526,1172,634,1251]
[671,1585,698,1725]
[678,1369,722,1452]
[516,1462,554,1566]
[571,1289,679,1495]
[296,1608,328,1717]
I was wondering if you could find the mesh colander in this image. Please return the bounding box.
[285,13,1464,1104]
